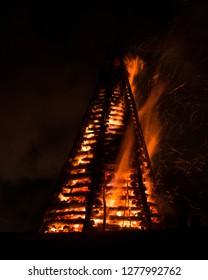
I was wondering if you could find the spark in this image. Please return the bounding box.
[169,83,185,94]
[167,144,184,156]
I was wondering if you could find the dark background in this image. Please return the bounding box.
[0,0,207,232]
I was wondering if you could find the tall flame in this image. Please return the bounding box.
[106,124,134,208]
[102,54,162,229]
[124,55,166,162]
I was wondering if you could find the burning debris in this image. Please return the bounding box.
[39,50,165,234]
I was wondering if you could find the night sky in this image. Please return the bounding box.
[0,0,207,232]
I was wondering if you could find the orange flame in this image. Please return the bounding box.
[124,55,166,162]
[106,124,134,208]
[124,56,144,94]
[123,54,166,225]
[139,77,165,160]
